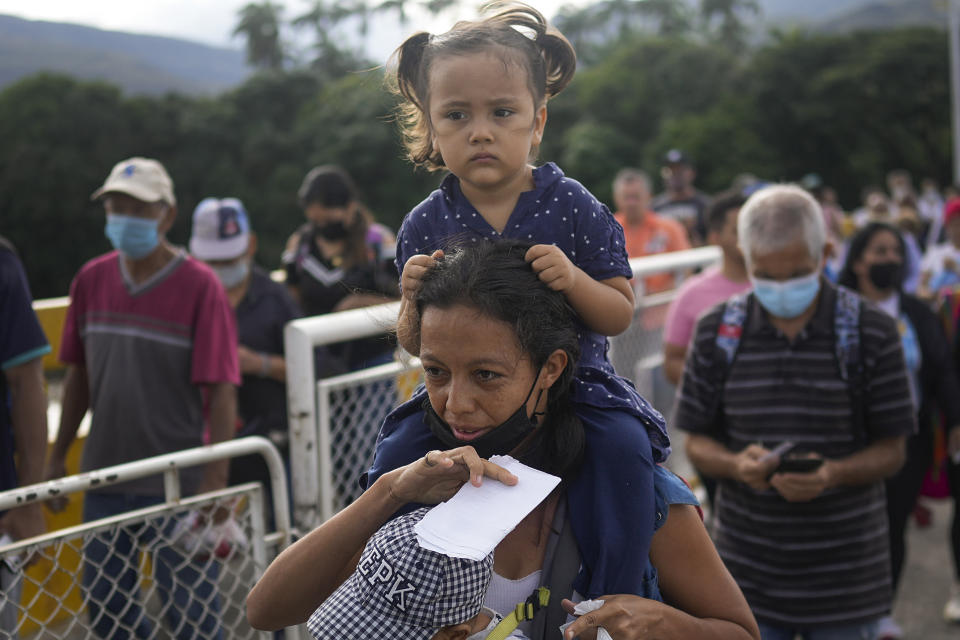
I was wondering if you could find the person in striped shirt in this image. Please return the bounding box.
[676,185,915,639]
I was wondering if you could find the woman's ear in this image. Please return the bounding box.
[540,348,569,390]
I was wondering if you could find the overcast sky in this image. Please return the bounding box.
[0,1,579,57]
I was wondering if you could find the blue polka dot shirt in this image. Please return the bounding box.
[395,162,669,459]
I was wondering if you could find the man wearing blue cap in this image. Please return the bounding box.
[189,197,301,511]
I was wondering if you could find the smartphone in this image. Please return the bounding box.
[775,457,824,474]
[758,441,794,464]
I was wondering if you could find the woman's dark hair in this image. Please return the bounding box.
[298,165,358,209]
[837,221,906,291]
[389,2,576,171]
[298,165,372,269]
[415,239,584,478]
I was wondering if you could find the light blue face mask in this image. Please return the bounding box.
[104,213,160,259]
[750,271,821,319]
[211,260,250,289]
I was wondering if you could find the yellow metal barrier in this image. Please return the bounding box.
[21,295,85,631]
[19,443,86,635]
[32,296,69,373]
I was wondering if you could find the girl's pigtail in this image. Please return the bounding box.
[483,2,577,99]
[537,31,576,98]
[390,31,442,169]
[393,31,431,112]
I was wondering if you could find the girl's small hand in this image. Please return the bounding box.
[526,244,578,293]
[387,447,518,506]
[400,250,444,300]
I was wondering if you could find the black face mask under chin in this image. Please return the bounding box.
[422,374,546,461]
[313,220,349,241]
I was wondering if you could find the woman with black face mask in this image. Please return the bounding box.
[839,221,960,638]
[247,240,760,640]
[283,165,400,371]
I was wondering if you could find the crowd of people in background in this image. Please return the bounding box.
[636,153,960,640]
[0,15,959,629]
[1,144,959,638]
[0,138,959,638]
[0,154,403,638]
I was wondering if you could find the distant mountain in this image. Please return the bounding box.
[816,0,947,34]
[0,1,946,97]
[758,0,871,24]
[0,14,250,95]
[757,0,946,33]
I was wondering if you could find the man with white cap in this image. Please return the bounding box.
[189,197,300,514]
[46,157,240,639]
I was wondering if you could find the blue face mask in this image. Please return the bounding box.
[104,213,160,259]
[750,272,821,319]
[211,260,250,289]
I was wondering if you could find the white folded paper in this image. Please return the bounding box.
[414,455,561,560]
[558,599,612,640]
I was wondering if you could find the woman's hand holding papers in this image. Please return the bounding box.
[386,447,519,506]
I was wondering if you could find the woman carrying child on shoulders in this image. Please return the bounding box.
[374,2,670,602]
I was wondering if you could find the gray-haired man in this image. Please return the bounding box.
[675,185,914,638]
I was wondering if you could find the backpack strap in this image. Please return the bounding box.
[715,292,750,369]
[529,499,579,640]
[833,286,866,443]
[705,292,752,431]
[485,587,551,640]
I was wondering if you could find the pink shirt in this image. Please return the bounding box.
[664,266,751,347]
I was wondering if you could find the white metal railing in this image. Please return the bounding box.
[313,359,421,526]
[630,245,720,278]
[0,437,297,639]
[0,437,288,529]
[284,246,722,531]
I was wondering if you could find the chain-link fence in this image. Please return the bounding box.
[286,248,722,532]
[0,438,292,640]
[314,362,423,523]
[311,287,688,526]
[609,290,683,425]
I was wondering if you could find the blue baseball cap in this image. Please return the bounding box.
[189,197,251,260]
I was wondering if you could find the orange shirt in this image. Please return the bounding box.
[614,210,691,293]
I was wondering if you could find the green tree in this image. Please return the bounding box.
[233,2,287,71]
[700,0,760,53]
[293,71,437,231]
[1,18,951,299]
[292,0,372,77]
[644,27,951,203]
[559,37,739,195]
[556,0,695,64]
[0,75,152,296]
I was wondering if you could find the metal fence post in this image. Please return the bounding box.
[285,319,321,532]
